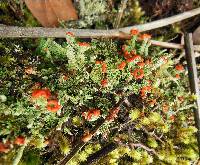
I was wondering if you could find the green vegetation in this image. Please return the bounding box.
[0,0,199,164]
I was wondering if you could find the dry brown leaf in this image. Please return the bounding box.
[49,0,78,22]
[25,0,50,27]
[25,0,78,27]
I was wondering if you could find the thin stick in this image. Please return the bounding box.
[12,143,27,165]
[108,0,114,9]
[1,7,200,38]
[83,142,118,165]
[120,7,200,33]
[142,127,164,144]
[0,25,200,51]
[184,33,200,156]
[117,141,158,156]
[19,0,24,15]
[195,52,200,58]
[130,143,157,155]
[150,40,184,49]
[57,141,86,165]
[174,52,185,64]
[114,0,128,28]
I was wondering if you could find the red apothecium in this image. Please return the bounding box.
[32,89,51,100]
[101,79,108,87]
[131,69,144,79]
[47,100,61,112]
[139,34,151,40]
[175,64,184,71]
[82,109,101,121]
[14,136,26,145]
[118,61,126,70]
[130,29,139,35]
[126,55,142,63]
[78,42,90,47]
[0,142,10,153]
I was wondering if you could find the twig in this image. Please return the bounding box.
[1,7,200,38]
[151,105,159,112]
[82,142,118,165]
[0,25,200,51]
[19,0,24,15]
[8,0,17,13]
[123,97,133,107]
[114,0,128,28]
[117,141,158,156]
[130,143,157,155]
[174,52,185,64]
[12,142,27,165]
[195,52,200,58]
[142,127,164,144]
[108,0,114,9]
[8,0,24,17]
[120,7,200,33]
[57,141,86,165]
[184,33,200,157]
[174,104,196,114]
[110,120,135,131]
[150,40,184,49]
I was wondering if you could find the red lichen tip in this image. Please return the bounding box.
[32,89,51,100]
[78,42,90,47]
[14,136,26,145]
[82,109,101,121]
[126,55,142,63]
[101,62,107,73]
[47,100,61,112]
[131,69,144,79]
[66,31,74,37]
[118,61,126,70]
[130,28,139,35]
[139,34,151,40]
[175,64,184,71]
[101,79,108,87]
